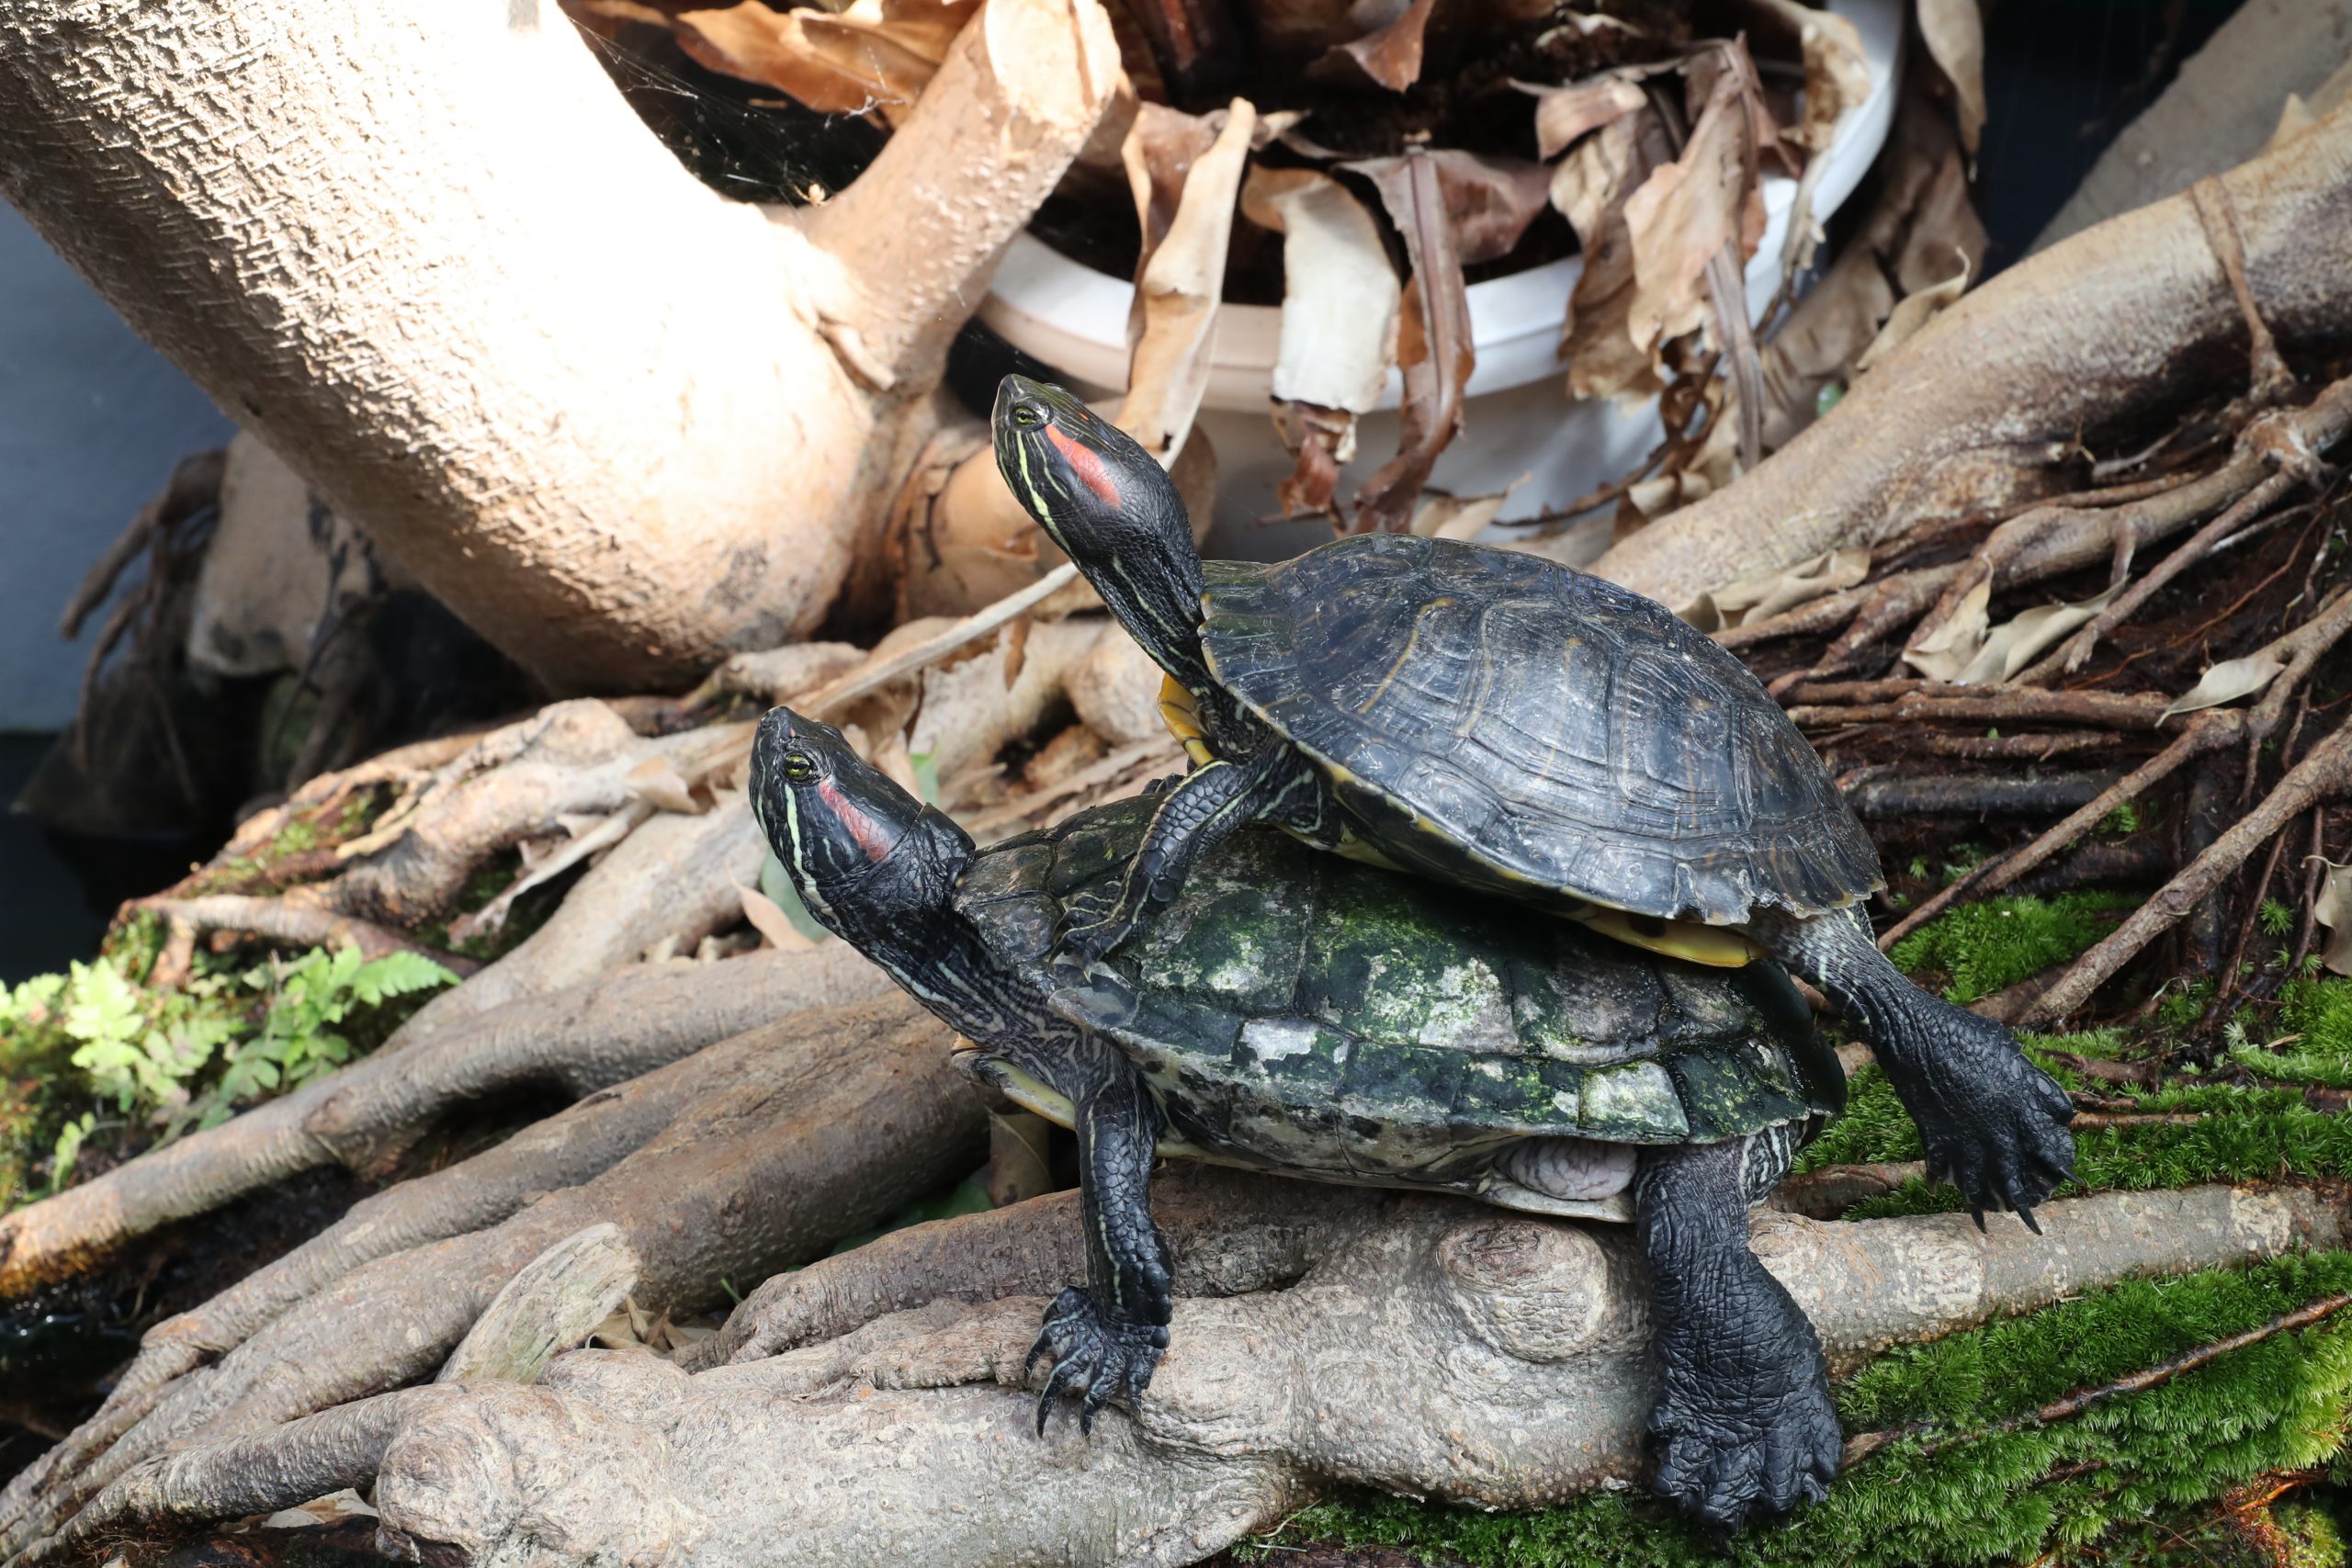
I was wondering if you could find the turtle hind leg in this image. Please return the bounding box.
[1023,1036,1172,1434]
[1634,1137,1841,1533]
[1750,905,2075,1224]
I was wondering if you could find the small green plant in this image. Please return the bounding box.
[0,945,456,1207]
[2099,801,2144,835]
[2263,899,2297,937]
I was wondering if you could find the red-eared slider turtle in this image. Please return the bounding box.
[752,707,1849,1530]
[991,374,2074,1227]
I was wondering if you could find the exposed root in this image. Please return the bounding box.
[2,993,985,1558]
[137,894,477,992]
[2028,712,2352,1024]
[36,1184,2345,1567]
[0,945,890,1303]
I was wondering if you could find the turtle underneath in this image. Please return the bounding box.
[752,706,1849,1530]
[990,373,2074,1228]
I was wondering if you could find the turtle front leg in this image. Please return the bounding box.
[1057,747,1325,962]
[1750,906,2075,1226]
[1022,1035,1172,1435]
[1635,1134,1841,1533]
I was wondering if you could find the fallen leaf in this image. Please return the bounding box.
[1622,51,1773,365]
[2162,654,2285,718]
[2311,859,2352,975]
[1408,485,1521,542]
[1854,247,1972,371]
[1242,166,1401,417]
[1954,583,2117,685]
[1519,73,1649,160]
[1342,149,1477,532]
[1902,578,1992,683]
[625,756,701,815]
[673,0,955,120]
[2268,93,2317,153]
[1916,0,1986,153]
[740,883,820,951]
[1708,546,1871,626]
[1427,151,1555,265]
[1120,99,1258,464]
[1122,102,1225,266]
[1727,0,1870,153]
[1316,0,1437,90]
[1270,401,1355,518]
[1550,106,1676,401]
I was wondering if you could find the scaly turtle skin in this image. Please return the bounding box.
[752,707,1849,1531]
[991,373,2075,1228]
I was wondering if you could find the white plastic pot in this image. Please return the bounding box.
[979,0,1905,548]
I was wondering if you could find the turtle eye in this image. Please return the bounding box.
[1011,403,1046,429]
[783,751,817,782]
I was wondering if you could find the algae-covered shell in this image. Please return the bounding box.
[953,797,1843,1216]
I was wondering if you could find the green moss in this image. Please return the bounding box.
[1250,1255,2352,1568]
[1889,892,2138,1005]
[2101,801,2144,835]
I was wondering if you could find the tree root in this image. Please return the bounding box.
[33,1182,2345,1567]
[1591,97,2352,609]
[0,993,985,1559]
[2027,710,2352,1024]
[0,945,890,1303]
[137,895,477,992]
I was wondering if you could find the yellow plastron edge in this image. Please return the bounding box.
[1156,679,1758,968]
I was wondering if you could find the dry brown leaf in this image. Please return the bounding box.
[1271,401,1355,519]
[1707,546,1870,627]
[1954,584,2117,685]
[1853,248,1972,372]
[1120,99,1258,464]
[2162,654,2286,718]
[1243,166,1400,416]
[1728,0,1869,153]
[625,756,701,815]
[1621,55,1772,365]
[739,883,820,952]
[1917,0,1987,153]
[1343,150,1477,533]
[2310,859,2352,975]
[1520,73,1653,160]
[674,0,949,119]
[1551,107,1675,401]
[1123,103,1225,267]
[1317,0,1438,90]
[1429,151,1555,265]
[1901,577,1991,682]
[1408,489,1517,542]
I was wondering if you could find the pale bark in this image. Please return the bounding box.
[0,0,1119,690]
[1591,98,2352,611]
[41,1181,2342,1568]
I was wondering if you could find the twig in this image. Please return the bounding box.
[2291,809,2329,976]
[1789,691,2177,731]
[1876,716,2238,951]
[1846,1293,2352,1470]
[2188,175,2297,408]
[798,563,1080,719]
[2027,713,2352,1025]
[2068,1111,2203,1130]
[956,739,1173,838]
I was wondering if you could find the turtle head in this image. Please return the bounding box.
[751,707,972,949]
[992,375,1211,688]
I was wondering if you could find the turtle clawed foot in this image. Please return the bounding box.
[1902,1008,2077,1222]
[1023,1286,1166,1437]
[1648,1369,1841,1536]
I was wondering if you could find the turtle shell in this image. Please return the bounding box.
[1196,535,1882,926]
[952,798,1843,1214]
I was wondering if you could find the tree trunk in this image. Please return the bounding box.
[0,0,1118,691]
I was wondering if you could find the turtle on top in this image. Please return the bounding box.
[990,373,2075,1230]
[751,707,1849,1531]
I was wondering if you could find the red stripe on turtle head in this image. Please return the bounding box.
[1044,424,1124,508]
[816,778,898,863]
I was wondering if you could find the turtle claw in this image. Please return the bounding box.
[1024,1286,1165,1437]
[1880,1002,2076,1222]
[1057,886,1142,964]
